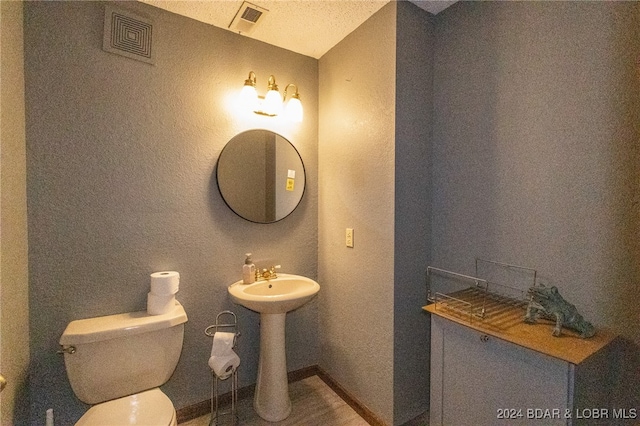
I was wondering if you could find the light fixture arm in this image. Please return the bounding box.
[244,71,257,88]
[283,83,300,101]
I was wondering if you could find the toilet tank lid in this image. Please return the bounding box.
[59,301,187,345]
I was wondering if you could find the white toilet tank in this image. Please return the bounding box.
[59,301,188,405]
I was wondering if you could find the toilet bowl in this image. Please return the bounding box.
[75,388,176,426]
[60,302,188,425]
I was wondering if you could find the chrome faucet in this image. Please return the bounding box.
[256,265,280,281]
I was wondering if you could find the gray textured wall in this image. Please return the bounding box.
[318,4,435,423]
[24,1,318,424]
[1,1,30,424]
[432,0,640,409]
[318,3,397,424]
[433,0,639,345]
[393,2,433,424]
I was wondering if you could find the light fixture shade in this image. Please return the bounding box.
[263,89,283,116]
[240,84,258,112]
[285,97,303,123]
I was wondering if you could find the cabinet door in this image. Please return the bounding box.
[431,315,571,426]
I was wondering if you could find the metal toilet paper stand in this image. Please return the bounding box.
[205,311,240,426]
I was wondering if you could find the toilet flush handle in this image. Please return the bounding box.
[57,345,76,355]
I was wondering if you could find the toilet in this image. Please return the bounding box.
[59,301,188,425]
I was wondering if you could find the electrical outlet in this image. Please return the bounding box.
[346,228,354,248]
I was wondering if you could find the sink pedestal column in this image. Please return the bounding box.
[254,313,291,422]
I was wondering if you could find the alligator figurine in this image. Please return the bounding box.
[524,285,595,338]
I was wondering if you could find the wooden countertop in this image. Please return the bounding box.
[423,290,616,365]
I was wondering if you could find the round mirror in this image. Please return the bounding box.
[217,130,306,223]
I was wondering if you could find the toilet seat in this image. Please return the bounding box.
[76,388,176,426]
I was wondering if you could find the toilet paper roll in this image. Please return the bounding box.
[150,271,180,296]
[208,352,240,379]
[211,332,235,355]
[208,331,240,378]
[147,292,175,315]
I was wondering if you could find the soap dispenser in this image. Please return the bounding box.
[242,253,256,284]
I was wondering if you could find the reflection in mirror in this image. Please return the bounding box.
[217,130,306,223]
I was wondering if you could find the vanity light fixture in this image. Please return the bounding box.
[240,71,303,122]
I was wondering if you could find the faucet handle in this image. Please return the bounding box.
[255,265,281,281]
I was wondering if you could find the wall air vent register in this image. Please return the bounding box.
[103,5,155,65]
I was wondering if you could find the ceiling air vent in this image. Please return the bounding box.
[103,5,155,64]
[229,2,269,35]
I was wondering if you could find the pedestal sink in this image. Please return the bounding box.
[228,274,320,422]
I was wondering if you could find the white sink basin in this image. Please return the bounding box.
[228,274,320,314]
[228,273,320,421]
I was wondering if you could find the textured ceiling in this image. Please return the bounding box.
[138,1,457,59]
